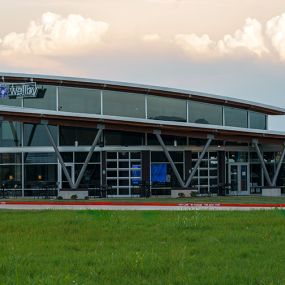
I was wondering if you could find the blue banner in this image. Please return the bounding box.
[151,163,167,183]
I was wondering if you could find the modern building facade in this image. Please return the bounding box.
[0,73,285,197]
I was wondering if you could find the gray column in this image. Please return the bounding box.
[185,136,213,188]
[252,140,273,187]
[73,126,104,189]
[272,144,285,186]
[154,130,185,188]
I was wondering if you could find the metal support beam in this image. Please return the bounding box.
[272,144,285,186]
[252,140,273,187]
[154,130,213,188]
[184,135,213,188]
[43,120,104,189]
[44,122,75,189]
[154,130,185,188]
[73,126,104,189]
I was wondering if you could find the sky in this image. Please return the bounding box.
[1,0,285,130]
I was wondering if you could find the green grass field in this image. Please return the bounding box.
[0,210,285,284]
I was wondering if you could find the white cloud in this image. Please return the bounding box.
[174,18,268,58]
[218,18,268,56]
[175,34,215,55]
[0,12,109,56]
[266,13,285,60]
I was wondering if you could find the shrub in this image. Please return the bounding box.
[70,194,78,200]
[178,192,185,198]
[84,196,89,200]
[191,191,197,197]
[57,196,63,200]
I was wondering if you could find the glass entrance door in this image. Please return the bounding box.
[229,163,249,195]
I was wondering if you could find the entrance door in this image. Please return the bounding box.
[229,163,249,195]
[61,163,75,189]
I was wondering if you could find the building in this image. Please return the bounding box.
[0,73,285,197]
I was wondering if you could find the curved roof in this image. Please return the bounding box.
[1,72,285,115]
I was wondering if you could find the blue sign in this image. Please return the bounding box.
[151,163,167,183]
[0,85,9,99]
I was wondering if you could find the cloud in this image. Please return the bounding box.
[0,12,109,56]
[175,18,268,58]
[218,18,268,56]
[266,13,285,60]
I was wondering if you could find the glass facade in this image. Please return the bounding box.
[0,121,21,147]
[0,80,282,197]
[189,101,223,125]
[250,111,266,130]
[59,87,101,114]
[224,107,248,128]
[147,95,186,122]
[103,90,145,118]
[24,85,57,110]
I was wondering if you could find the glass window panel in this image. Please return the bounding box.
[250,112,266,130]
[107,152,117,159]
[147,95,186,122]
[75,164,100,187]
[131,152,141,159]
[24,85,56,110]
[228,152,248,163]
[0,121,21,147]
[119,152,129,159]
[107,161,117,168]
[59,126,99,146]
[0,89,21,107]
[24,124,58,147]
[189,101,222,125]
[119,188,130,195]
[75,152,100,163]
[0,153,22,164]
[104,131,144,146]
[224,107,248,128]
[61,152,73,163]
[119,161,129,168]
[24,164,57,188]
[200,169,208,176]
[24,153,57,164]
[0,165,22,187]
[103,90,145,118]
[59,87,101,114]
[107,170,117,177]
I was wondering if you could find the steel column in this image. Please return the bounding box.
[44,123,75,189]
[154,130,185,188]
[252,140,273,187]
[73,126,103,189]
[272,144,285,186]
[185,136,213,188]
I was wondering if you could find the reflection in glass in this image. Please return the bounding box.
[0,121,21,147]
[148,95,186,122]
[224,107,248,128]
[24,85,56,110]
[59,87,101,114]
[103,90,145,118]
[24,124,58,147]
[249,112,266,130]
[189,101,222,125]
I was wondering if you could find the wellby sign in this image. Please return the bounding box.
[0,82,37,98]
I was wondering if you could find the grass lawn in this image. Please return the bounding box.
[0,210,285,284]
